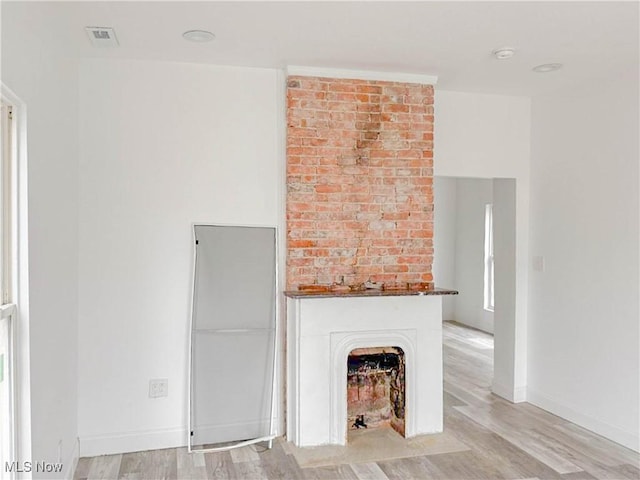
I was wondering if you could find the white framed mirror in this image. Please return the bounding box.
[188,224,277,453]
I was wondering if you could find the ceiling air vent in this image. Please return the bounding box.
[85,27,119,47]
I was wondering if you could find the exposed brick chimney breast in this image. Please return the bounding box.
[286,76,434,289]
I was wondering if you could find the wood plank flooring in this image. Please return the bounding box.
[75,322,639,479]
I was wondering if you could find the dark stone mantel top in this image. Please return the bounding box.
[284,287,458,299]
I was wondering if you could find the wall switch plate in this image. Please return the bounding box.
[149,378,168,398]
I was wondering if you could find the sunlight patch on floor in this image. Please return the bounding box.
[467,336,494,349]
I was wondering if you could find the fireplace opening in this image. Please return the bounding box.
[347,346,405,438]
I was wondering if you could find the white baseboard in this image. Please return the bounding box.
[79,419,282,458]
[492,381,527,403]
[79,427,187,457]
[63,438,79,480]
[527,388,639,452]
[452,318,494,335]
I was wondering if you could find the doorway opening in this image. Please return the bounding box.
[433,176,519,402]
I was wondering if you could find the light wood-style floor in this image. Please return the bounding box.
[75,322,639,479]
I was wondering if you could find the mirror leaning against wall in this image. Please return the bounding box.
[188,224,278,453]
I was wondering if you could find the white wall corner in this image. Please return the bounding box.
[63,438,80,480]
[276,67,288,441]
[513,385,527,403]
[285,65,437,85]
[492,380,527,404]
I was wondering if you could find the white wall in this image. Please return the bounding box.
[528,71,639,451]
[2,3,80,478]
[435,90,531,180]
[77,59,282,455]
[454,178,494,333]
[492,179,518,401]
[432,177,457,320]
[76,74,532,455]
[435,90,530,402]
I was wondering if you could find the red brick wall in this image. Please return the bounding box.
[286,76,434,289]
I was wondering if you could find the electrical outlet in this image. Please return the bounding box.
[149,378,168,398]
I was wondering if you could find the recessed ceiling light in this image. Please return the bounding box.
[533,63,563,73]
[183,30,215,43]
[492,47,516,60]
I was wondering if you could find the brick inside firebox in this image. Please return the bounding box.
[347,346,405,437]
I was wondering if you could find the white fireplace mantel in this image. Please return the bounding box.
[285,289,456,447]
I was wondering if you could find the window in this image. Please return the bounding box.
[1,101,13,304]
[484,203,494,312]
[0,99,16,480]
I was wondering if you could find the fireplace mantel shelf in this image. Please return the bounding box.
[284,287,458,299]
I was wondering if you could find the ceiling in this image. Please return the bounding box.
[5,1,639,96]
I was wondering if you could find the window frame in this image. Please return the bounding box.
[483,203,495,312]
[1,102,13,305]
[0,99,17,480]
